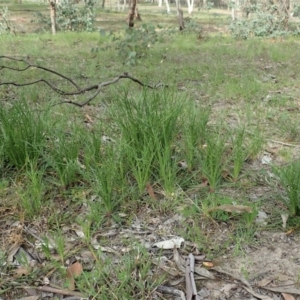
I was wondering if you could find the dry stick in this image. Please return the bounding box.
[0,55,80,90]
[22,285,85,297]
[267,139,300,148]
[245,130,300,148]
[54,73,150,107]
[53,73,164,97]
[0,79,68,95]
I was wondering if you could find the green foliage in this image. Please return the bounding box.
[0,101,48,168]
[76,246,164,298]
[34,0,96,32]
[110,89,184,193]
[247,126,265,160]
[292,3,300,17]
[273,161,300,216]
[1,31,299,298]
[278,113,300,142]
[94,22,203,64]
[18,162,45,219]
[114,24,159,65]
[44,128,83,188]
[182,18,203,36]
[231,127,247,181]
[229,4,290,39]
[92,26,156,65]
[87,144,125,219]
[183,106,210,170]
[199,133,228,192]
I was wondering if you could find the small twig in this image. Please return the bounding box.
[0,79,69,94]
[267,139,300,148]
[245,129,300,148]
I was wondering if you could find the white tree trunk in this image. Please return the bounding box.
[165,0,170,13]
[158,0,162,7]
[186,0,194,14]
[231,6,235,20]
[175,0,179,15]
[123,0,126,11]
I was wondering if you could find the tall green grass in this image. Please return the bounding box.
[109,88,184,193]
[0,100,48,169]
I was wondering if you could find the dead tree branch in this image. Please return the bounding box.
[0,56,80,90]
[0,56,166,107]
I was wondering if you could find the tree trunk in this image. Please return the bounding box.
[158,0,162,7]
[135,6,142,20]
[165,0,170,13]
[123,0,126,11]
[175,0,179,14]
[102,0,105,8]
[283,0,290,30]
[178,8,184,30]
[231,6,235,20]
[176,0,184,29]
[187,0,194,14]
[49,0,56,35]
[128,0,137,27]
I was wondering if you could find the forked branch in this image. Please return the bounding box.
[0,56,165,107]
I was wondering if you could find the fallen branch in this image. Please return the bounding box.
[0,56,80,90]
[267,139,300,148]
[0,56,166,107]
[21,285,85,297]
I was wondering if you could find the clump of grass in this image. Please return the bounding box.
[246,125,265,161]
[122,141,155,194]
[183,105,210,170]
[0,101,48,169]
[17,162,45,219]
[82,127,103,169]
[76,246,164,299]
[44,127,83,189]
[87,144,126,223]
[230,127,247,181]
[273,160,300,216]
[199,132,228,192]
[277,113,300,142]
[109,88,184,194]
[154,137,178,195]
